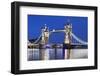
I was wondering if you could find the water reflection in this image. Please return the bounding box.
[27,44,88,61]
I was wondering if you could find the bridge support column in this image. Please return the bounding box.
[39,44,50,60]
[63,44,72,59]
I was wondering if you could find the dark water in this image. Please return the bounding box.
[28,48,64,61]
[27,44,88,61]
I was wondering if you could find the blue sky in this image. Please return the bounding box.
[28,15,88,44]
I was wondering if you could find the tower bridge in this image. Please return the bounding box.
[28,22,88,60]
[33,23,87,45]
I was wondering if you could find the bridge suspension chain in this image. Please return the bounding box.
[33,34,42,44]
[71,32,87,45]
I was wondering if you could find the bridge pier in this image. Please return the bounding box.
[39,44,50,60]
[64,49,71,59]
[63,44,72,59]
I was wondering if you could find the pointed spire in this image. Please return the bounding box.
[44,24,49,32]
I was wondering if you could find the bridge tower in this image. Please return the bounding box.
[40,25,50,60]
[64,21,72,59]
[64,23,72,44]
[41,25,49,44]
